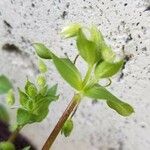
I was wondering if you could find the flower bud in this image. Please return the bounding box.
[33,43,52,59]
[61,119,73,137]
[6,89,15,105]
[61,23,81,38]
[38,59,47,73]
[37,75,46,87]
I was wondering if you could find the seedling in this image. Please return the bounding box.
[34,23,134,150]
[0,60,58,149]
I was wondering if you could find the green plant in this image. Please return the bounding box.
[0,60,58,149]
[34,23,134,150]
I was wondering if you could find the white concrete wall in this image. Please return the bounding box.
[0,0,150,150]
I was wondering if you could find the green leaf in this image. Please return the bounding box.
[6,89,15,106]
[0,104,9,123]
[38,59,47,73]
[39,85,48,96]
[77,29,99,65]
[95,60,124,79]
[25,80,37,98]
[0,75,12,94]
[90,25,104,47]
[61,119,73,137]
[33,43,52,59]
[47,84,58,96]
[0,142,15,150]
[61,23,81,38]
[84,84,134,116]
[52,55,82,90]
[18,89,29,109]
[17,108,35,126]
[101,44,116,62]
[106,100,134,117]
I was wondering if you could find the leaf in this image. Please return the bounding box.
[101,44,116,62]
[18,89,29,109]
[84,84,134,116]
[0,142,15,150]
[61,119,73,137]
[61,23,81,38]
[39,85,48,96]
[95,60,124,79]
[0,104,9,123]
[25,80,37,98]
[106,100,134,117]
[17,108,35,126]
[52,55,82,90]
[0,75,12,94]
[33,43,52,59]
[90,25,104,47]
[47,84,58,96]
[77,29,99,65]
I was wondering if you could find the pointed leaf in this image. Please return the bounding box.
[95,60,124,79]
[33,43,52,59]
[25,80,37,98]
[17,108,36,126]
[18,89,29,109]
[52,55,82,90]
[0,75,12,94]
[90,25,104,47]
[77,29,99,65]
[84,84,134,116]
[47,84,58,96]
[101,44,116,62]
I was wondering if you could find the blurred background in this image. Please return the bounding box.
[0,0,150,149]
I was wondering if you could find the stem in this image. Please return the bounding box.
[8,126,21,143]
[82,65,93,87]
[42,93,81,150]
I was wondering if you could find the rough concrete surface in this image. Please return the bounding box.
[0,0,150,150]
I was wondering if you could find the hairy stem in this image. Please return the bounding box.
[42,93,81,150]
[8,126,21,143]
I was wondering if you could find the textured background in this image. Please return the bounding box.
[0,0,150,150]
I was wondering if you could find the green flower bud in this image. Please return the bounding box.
[38,59,47,73]
[33,43,52,59]
[37,75,46,87]
[61,119,73,137]
[6,89,15,105]
[0,142,15,150]
[61,23,81,38]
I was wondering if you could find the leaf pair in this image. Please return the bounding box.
[84,84,134,116]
